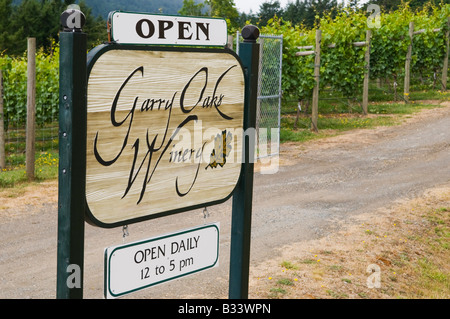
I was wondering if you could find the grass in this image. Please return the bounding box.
[280,87,450,144]
[277,278,295,286]
[253,191,449,299]
[0,151,59,187]
[281,113,399,143]
[0,122,58,187]
[280,261,298,270]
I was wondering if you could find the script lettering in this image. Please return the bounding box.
[92,65,236,204]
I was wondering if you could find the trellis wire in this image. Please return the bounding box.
[0,89,59,171]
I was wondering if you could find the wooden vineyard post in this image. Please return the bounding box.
[295,48,314,130]
[297,31,372,124]
[227,34,234,50]
[56,9,87,299]
[294,99,302,129]
[0,70,4,169]
[404,21,414,103]
[442,17,450,91]
[26,38,36,180]
[229,25,259,299]
[362,30,372,115]
[311,29,321,132]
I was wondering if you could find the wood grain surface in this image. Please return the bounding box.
[86,48,245,226]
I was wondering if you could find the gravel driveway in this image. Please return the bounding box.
[0,103,449,299]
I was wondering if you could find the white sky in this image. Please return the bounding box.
[233,0,369,14]
[233,0,291,14]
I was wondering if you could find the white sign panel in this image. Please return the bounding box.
[110,11,228,46]
[104,223,219,298]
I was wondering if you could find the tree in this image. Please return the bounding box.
[179,0,206,16]
[283,0,307,26]
[367,0,401,12]
[257,0,283,26]
[238,10,258,26]
[78,0,108,49]
[348,0,359,9]
[0,0,13,53]
[0,0,107,56]
[408,0,450,11]
[363,0,450,13]
[205,0,240,29]
[8,0,53,55]
[285,0,337,28]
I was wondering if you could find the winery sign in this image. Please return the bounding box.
[57,8,258,299]
[85,43,245,227]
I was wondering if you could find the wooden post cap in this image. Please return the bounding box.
[241,25,260,43]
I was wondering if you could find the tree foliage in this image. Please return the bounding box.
[178,0,206,16]
[84,0,184,19]
[205,0,240,30]
[0,0,106,56]
[367,0,450,12]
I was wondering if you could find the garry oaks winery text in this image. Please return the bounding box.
[86,49,245,225]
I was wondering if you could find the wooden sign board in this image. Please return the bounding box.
[86,45,245,227]
[109,11,228,46]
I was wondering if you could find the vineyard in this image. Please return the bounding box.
[260,2,450,124]
[0,42,59,177]
[0,42,59,129]
[0,2,450,181]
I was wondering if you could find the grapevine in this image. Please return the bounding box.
[261,3,450,103]
[0,41,59,130]
[0,4,449,128]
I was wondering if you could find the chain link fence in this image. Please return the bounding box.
[236,33,283,159]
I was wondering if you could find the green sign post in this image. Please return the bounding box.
[56,9,259,299]
[56,9,87,299]
[229,25,260,299]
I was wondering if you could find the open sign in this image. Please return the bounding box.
[109,11,228,46]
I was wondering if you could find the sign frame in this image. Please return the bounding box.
[85,44,246,228]
[108,11,228,47]
[104,223,219,298]
[57,5,260,299]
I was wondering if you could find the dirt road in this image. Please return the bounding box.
[0,103,449,299]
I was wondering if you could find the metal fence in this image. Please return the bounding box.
[236,33,283,159]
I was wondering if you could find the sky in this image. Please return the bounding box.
[233,0,291,14]
[233,0,369,14]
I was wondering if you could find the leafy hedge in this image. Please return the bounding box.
[260,2,450,101]
[0,42,59,130]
